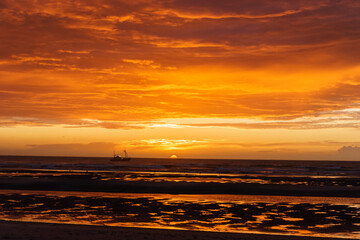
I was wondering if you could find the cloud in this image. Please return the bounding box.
[1,0,360,130]
[123,138,341,160]
[1,0,359,70]
[163,0,328,16]
[22,142,117,157]
[1,81,360,129]
[337,146,360,160]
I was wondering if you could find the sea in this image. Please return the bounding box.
[0,155,359,239]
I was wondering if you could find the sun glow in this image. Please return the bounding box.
[1,1,360,159]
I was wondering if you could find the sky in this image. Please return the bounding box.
[1,0,360,160]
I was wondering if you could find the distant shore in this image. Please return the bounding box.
[0,221,352,240]
[1,154,359,162]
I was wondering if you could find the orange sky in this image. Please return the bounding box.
[1,0,360,160]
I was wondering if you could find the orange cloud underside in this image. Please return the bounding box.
[1,0,360,158]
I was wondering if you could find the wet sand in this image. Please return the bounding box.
[0,170,359,197]
[0,178,359,197]
[0,221,352,240]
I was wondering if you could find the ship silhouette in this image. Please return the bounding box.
[111,149,131,161]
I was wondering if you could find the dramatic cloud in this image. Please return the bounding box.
[1,0,360,158]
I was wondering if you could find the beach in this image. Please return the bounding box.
[0,221,353,240]
[0,156,359,239]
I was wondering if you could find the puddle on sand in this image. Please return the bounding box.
[0,190,359,239]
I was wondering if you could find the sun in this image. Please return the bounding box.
[170,155,178,159]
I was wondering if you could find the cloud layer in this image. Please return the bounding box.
[1,0,360,129]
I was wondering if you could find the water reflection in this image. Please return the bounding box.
[0,191,359,239]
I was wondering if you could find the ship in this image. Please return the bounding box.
[111,149,131,161]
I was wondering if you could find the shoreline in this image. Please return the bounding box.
[1,175,359,197]
[0,220,353,240]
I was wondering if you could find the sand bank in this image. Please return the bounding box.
[1,174,360,197]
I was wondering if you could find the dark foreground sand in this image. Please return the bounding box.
[0,221,354,240]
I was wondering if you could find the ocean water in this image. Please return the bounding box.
[0,156,360,239]
[1,155,360,176]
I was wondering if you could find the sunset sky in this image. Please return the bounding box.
[1,0,360,160]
